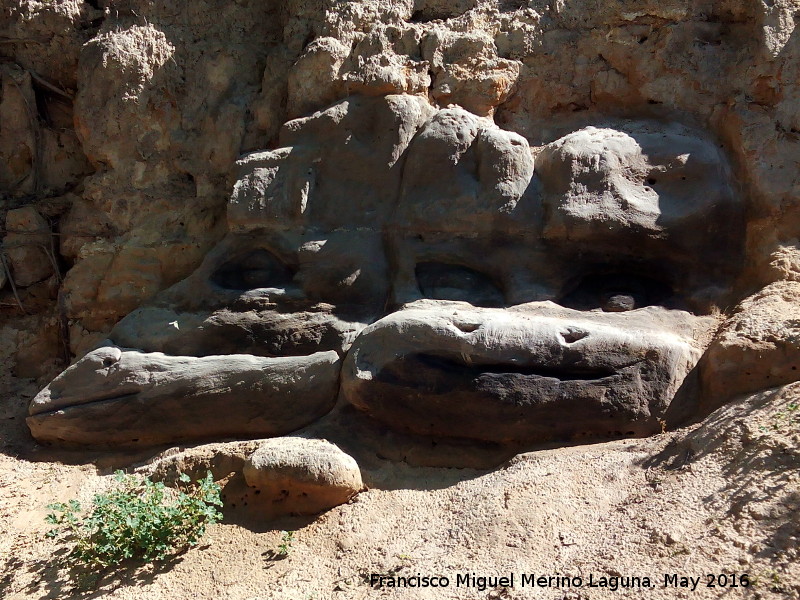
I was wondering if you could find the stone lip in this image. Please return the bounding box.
[341,301,711,443]
[27,344,341,447]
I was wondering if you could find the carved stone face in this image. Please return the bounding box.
[28,95,435,446]
[28,96,743,450]
[341,111,742,444]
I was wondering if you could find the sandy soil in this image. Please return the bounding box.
[1,365,798,600]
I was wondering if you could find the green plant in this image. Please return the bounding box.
[46,471,223,568]
[277,530,295,556]
[750,569,787,593]
[763,401,800,432]
[396,553,415,561]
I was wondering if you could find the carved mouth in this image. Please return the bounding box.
[412,353,620,381]
[376,352,628,395]
[31,392,142,416]
[28,384,144,417]
[345,348,655,443]
[340,306,706,444]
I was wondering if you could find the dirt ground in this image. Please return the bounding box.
[1,365,799,600]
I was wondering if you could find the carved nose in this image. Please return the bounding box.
[94,346,122,368]
[453,320,481,334]
[560,327,589,344]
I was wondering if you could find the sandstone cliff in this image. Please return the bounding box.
[1,0,799,399]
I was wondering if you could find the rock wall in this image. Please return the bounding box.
[2,0,800,416]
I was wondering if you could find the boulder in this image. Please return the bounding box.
[228,94,434,231]
[536,122,743,287]
[243,437,363,515]
[699,281,800,412]
[395,107,537,235]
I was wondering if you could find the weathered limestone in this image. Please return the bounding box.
[3,0,799,404]
[26,101,746,452]
[28,95,441,446]
[389,106,541,307]
[395,107,537,235]
[423,29,520,117]
[536,122,742,287]
[103,95,435,362]
[243,437,363,515]
[699,281,800,412]
[341,116,741,445]
[229,94,434,231]
[341,301,711,443]
[28,344,341,446]
[107,229,387,359]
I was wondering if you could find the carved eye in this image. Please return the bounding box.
[415,262,505,307]
[559,272,672,312]
[211,249,295,291]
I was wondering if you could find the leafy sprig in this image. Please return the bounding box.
[46,471,223,568]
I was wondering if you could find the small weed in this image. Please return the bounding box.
[278,530,295,556]
[396,553,415,562]
[46,470,222,569]
[667,545,690,558]
[750,569,787,593]
[769,573,789,594]
[768,402,800,432]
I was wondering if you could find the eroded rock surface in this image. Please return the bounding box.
[700,281,800,411]
[28,104,742,451]
[3,206,53,287]
[342,301,711,443]
[0,0,797,472]
[243,437,363,515]
[536,122,742,290]
[28,344,340,446]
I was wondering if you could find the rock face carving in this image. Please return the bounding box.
[341,304,711,443]
[28,345,340,446]
[342,111,737,443]
[28,94,743,453]
[536,122,741,294]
